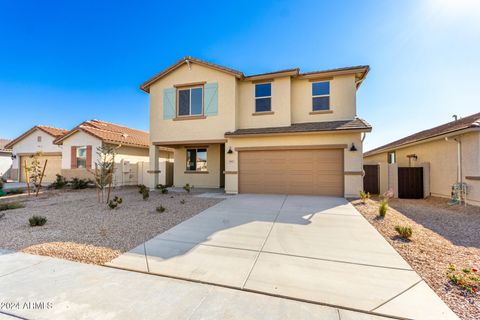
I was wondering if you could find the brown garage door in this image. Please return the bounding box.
[239,148,344,196]
[20,155,62,183]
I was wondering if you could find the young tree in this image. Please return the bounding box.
[27,152,47,196]
[89,145,117,203]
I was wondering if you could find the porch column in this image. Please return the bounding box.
[148,145,160,190]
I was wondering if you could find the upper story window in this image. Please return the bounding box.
[178,86,203,117]
[37,136,42,142]
[255,83,271,112]
[387,151,396,164]
[186,148,208,172]
[312,81,330,111]
[76,146,87,168]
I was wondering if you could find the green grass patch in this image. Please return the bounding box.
[0,202,25,211]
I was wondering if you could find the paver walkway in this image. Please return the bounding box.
[108,194,458,320]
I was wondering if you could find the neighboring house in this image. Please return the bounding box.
[53,120,151,186]
[0,139,13,180]
[142,56,371,197]
[364,113,480,206]
[5,126,68,183]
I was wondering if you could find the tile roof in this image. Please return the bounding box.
[54,120,149,148]
[4,125,68,149]
[140,56,369,92]
[0,139,12,152]
[37,125,69,138]
[225,118,371,137]
[364,112,480,157]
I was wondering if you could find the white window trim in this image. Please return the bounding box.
[177,86,204,117]
[312,81,330,110]
[254,82,272,113]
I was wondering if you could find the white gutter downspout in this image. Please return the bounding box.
[454,137,462,183]
[361,132,367,143]
[445,136,462,183]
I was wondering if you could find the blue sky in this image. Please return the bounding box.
[1,0,479,151]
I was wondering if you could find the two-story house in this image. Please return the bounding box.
[142,57,371,197]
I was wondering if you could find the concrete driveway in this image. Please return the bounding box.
[107,194,457,320]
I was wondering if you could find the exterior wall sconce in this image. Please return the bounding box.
[407,154,418,161]
[227,147,234,154]
[11,154,16,160]
[349,143,357,152]
[407,154,418,167]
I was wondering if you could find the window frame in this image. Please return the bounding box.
[185,148,208,172]
[387,151,396,164]
[176,85,204,118]
[311,81,331,111]
[76,146,87,169]
[254,82,272,113]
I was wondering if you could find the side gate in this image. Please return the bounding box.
[363,165,380,194]
[398,167,424,199]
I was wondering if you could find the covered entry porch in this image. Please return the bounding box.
[149,140,225,189]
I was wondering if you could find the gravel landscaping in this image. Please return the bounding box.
[351,197,480,320]
[0,187,222,264]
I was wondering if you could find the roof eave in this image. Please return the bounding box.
[243,69,300,81]
[140,57,244,93]
[225,127,371,138]
[5,126,58,149]
[364,126,480,157]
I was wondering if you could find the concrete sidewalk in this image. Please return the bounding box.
[107,194,458,320]
[0,251,392,320]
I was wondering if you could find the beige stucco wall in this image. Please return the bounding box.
[149,63,237,143]
[60,131,102,169]
[238,77,291,129]
[10,129,63,181]
[60,131,149,186]
[172,144,222,188]
[291,75,357,123]
[146,62,365,194]
[11,129,63,171]
[149,147,174,188]
[225,132,364,197]
[364,131,480,205]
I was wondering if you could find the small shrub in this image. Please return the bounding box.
[183,183,191,193]
[6,188,24,195]
[0,202,25,211]
[156,184,168,194]
[142,189,149,200]
[0,212,5,219]
[180,199,185,204]
[29,215,47,227]
[71,178,90,189]
[138,184,147,194]
[50,174,67,189]
[394,225,413,240]
[446,264,479,294]
[0,179,3,189]
[156,206,166,213]
[378,199,388,217]
[108,196,123,209]
[359,190,371,204]
[382,188,394,200]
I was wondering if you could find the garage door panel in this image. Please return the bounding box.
[239,149,344,196]
[20,155,62,183]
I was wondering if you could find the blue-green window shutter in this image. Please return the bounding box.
[163,87,176,120]
[204,82,218,116]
